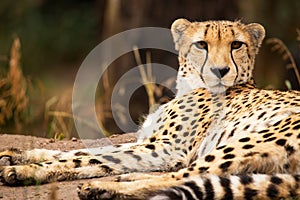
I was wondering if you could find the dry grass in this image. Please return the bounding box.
[133,46,156,109]
[267,31,300,88]
[0,36,29,131]
[45,95,74,139]
[133,47,174,113]
[45,91,108,139]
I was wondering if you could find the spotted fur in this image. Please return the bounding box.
[1,19,300,200]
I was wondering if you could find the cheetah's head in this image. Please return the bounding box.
[171,19,265,94]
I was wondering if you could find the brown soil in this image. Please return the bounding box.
[0,133,138,200]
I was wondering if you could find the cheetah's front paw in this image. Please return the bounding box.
[0,164,53,186]
[0,148,22,166]
[0,166,28,185]
[77,182,118,200]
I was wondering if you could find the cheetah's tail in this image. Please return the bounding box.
[148,174,300,200]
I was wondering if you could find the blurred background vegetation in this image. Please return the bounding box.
[0,0,299,138]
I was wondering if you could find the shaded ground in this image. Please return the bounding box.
[0,133,138,200]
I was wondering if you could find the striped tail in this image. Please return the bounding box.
[148,174,300,200]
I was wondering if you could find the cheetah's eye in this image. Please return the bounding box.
[231,41,244,50]
[194,41,208,50]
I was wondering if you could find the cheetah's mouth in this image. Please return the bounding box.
[203,74,236,93]
[207,83,227,94]
[207,79,236,93]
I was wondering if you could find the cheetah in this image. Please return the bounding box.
[1,18,300,200]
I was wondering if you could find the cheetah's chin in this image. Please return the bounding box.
[207,84,228,94]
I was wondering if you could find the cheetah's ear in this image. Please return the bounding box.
[171,18,191,51]
[245,23,266,49]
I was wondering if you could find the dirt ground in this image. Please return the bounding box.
[0,133,138,200]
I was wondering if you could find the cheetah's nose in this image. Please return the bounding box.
[210,67,230,78]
